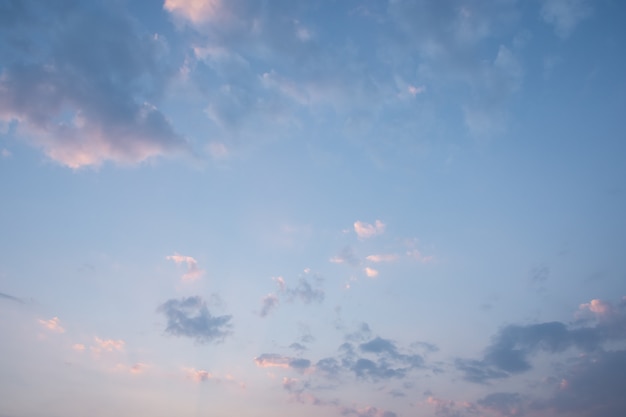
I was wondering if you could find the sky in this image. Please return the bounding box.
[0,0,625,416]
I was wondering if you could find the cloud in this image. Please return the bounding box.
[541,0,592,38]
[537,349,626,417]
[477,392,524,416]
[364,267,379,278]
[38,317,64,333]
[166,253,205,281]
[164,0,224,24]
[354,220,385,239]
[330,246,361,267]
[285,277,324,304]
[0,291,23,304]
[259,293,279,317]
[457,296,626,383]
[254,354,311,372]
[365,254,399,263]
[0,1,187,168]
[157,296,232,343]
[92,337,125,352]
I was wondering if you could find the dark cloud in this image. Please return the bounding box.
[0,291,24,304]
[457,297,626,383]
[536,349,626,417]
[0,0,187,167]
[157,296,232,344]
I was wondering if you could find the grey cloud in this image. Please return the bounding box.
[458,297,626,382]
[254,353,311,372]
[0,0,187,167]
[360,337,397,355]
[286,277,324,304]
[0,291,24,304]
[157,296,232,344]
[537,349,626,417]
[477,392,524,417]
[259,293,279,317]
[289,342,307,352]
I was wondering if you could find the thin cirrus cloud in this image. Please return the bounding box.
[0,1,187,168]
[166,253,205,281]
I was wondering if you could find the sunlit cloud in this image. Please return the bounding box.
[254,354,311,372]
[166,253,205,281]
[91,337,125,357]
[579,298,612,317]
[38,317,65,333]
[366,254,399,263]
[164,0,223,24]
[354,220,386,239]
[364,267,379,278]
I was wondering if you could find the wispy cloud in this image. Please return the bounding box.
[157,296,232,343]
[0,291,24,304]
[541,0,592,38]
[166,253,205,281]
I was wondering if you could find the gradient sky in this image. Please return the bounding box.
[1,1,625,416]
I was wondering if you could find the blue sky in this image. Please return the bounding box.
[1,0,625,416]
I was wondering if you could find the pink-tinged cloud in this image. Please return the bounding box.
[254,354,291,369]
[354,220,386,239]
[184,367,214,382]
[579,299,612,317]
[364,267,379,278]
[273,276,286,292]
[72,343,86,352]
[166,253,205,281]
[129,363,149,374]
[408,85,426,96]
[1,148,11,158]
[38,317,65,333]
[93,337,125,352]
[164,0,223,24]
[366,254,399,263]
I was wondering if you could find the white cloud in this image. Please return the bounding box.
[354,220,386,239]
